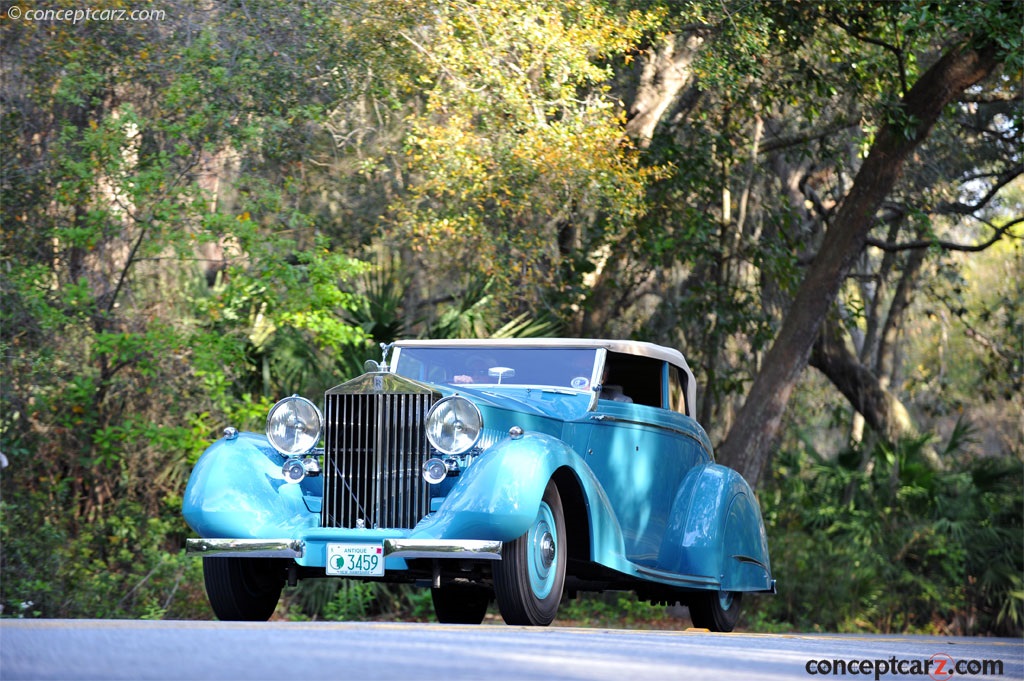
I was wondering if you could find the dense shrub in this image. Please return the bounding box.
[750,423,1023,636]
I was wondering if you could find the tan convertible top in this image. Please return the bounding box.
[392,338,697,415]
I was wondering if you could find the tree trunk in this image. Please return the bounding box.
[876,246,927,385]
[823,243,929,446]
[625,33,704,146]
[810,315,915,443]
[581,32,705,334]
[715,41,1002,487]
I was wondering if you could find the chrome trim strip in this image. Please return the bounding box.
[587,413,714,459]
[383,538,502,560]
[731,554,769,571]
[186,538,305,559]
[633,564,720,589]
[731,555,776,592]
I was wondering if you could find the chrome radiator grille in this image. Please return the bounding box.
[322,387,436,529]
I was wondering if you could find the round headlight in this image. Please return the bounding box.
[266,395,323,456]
[426,396,483,455]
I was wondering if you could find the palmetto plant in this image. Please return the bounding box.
[345,251,562,346]
[758,419,1022,635]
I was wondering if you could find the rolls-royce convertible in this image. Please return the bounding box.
[183,338,774,629]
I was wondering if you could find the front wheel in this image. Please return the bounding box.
[689,590,742,632]
[494,480,566,626]
[202,557,285,621]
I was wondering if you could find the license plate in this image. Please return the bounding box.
[326,543,385,577]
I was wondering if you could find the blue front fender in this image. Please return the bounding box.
[413,433,630,569]
[657,464,773,592]
[182,433,319,539]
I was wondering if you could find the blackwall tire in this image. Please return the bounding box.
[689,590,742,632]
[494,480,566,626]
[202,557,285,621]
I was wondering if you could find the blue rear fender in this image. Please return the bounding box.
[412,432,628,565]
[658,464,773,592]
[182,432,319,539]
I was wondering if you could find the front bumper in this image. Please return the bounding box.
[186,537,502,563]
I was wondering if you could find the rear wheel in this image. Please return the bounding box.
[689,590,742,632]
[202,557,285,621]
[431,585,490,624]
[494,481,566,626]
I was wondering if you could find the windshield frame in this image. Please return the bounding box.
[391,346,602,394]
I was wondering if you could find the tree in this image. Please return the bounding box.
[0,1,370,617]
[381,0,666,322]
[1,0,1019,626]
[716,5,1014,485]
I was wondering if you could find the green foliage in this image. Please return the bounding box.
[281,580,434,623]
[1,0,1017,628]
[911,238,1024,414]
[753,425,1023,635]
[389,0,666,314]
[345,252,563,347]
[558,592,669,629]
[0,3,369,619]
[0,493,209,620]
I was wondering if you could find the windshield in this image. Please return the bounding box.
[393,347,599,391]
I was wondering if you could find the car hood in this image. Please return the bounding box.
[436,384,592,423]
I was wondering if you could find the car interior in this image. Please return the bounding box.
[602,352,663,408]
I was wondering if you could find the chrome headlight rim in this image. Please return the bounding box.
[425,395,483,455]
[266,395,324,457]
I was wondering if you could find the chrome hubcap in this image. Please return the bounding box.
[539,532,555,569]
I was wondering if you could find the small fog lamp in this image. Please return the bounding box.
[282,458,307,484]
[422,458,448,485]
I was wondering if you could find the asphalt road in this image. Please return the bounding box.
[1,620,1021,681]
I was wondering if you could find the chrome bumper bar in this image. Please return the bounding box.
[383,539,502,560]
[186,538,306,558]
[186,537,502,561]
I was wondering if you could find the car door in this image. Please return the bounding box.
[580,355,705,567]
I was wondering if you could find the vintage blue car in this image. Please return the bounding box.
[183,338,774,629]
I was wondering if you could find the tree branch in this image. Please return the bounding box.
[960,92,1022,104]
[809,315,916,443]
[758,118,861,156]
[865,216,1023,253]
[936,163,1023,216]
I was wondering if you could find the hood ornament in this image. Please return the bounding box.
[363,341,395,374]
